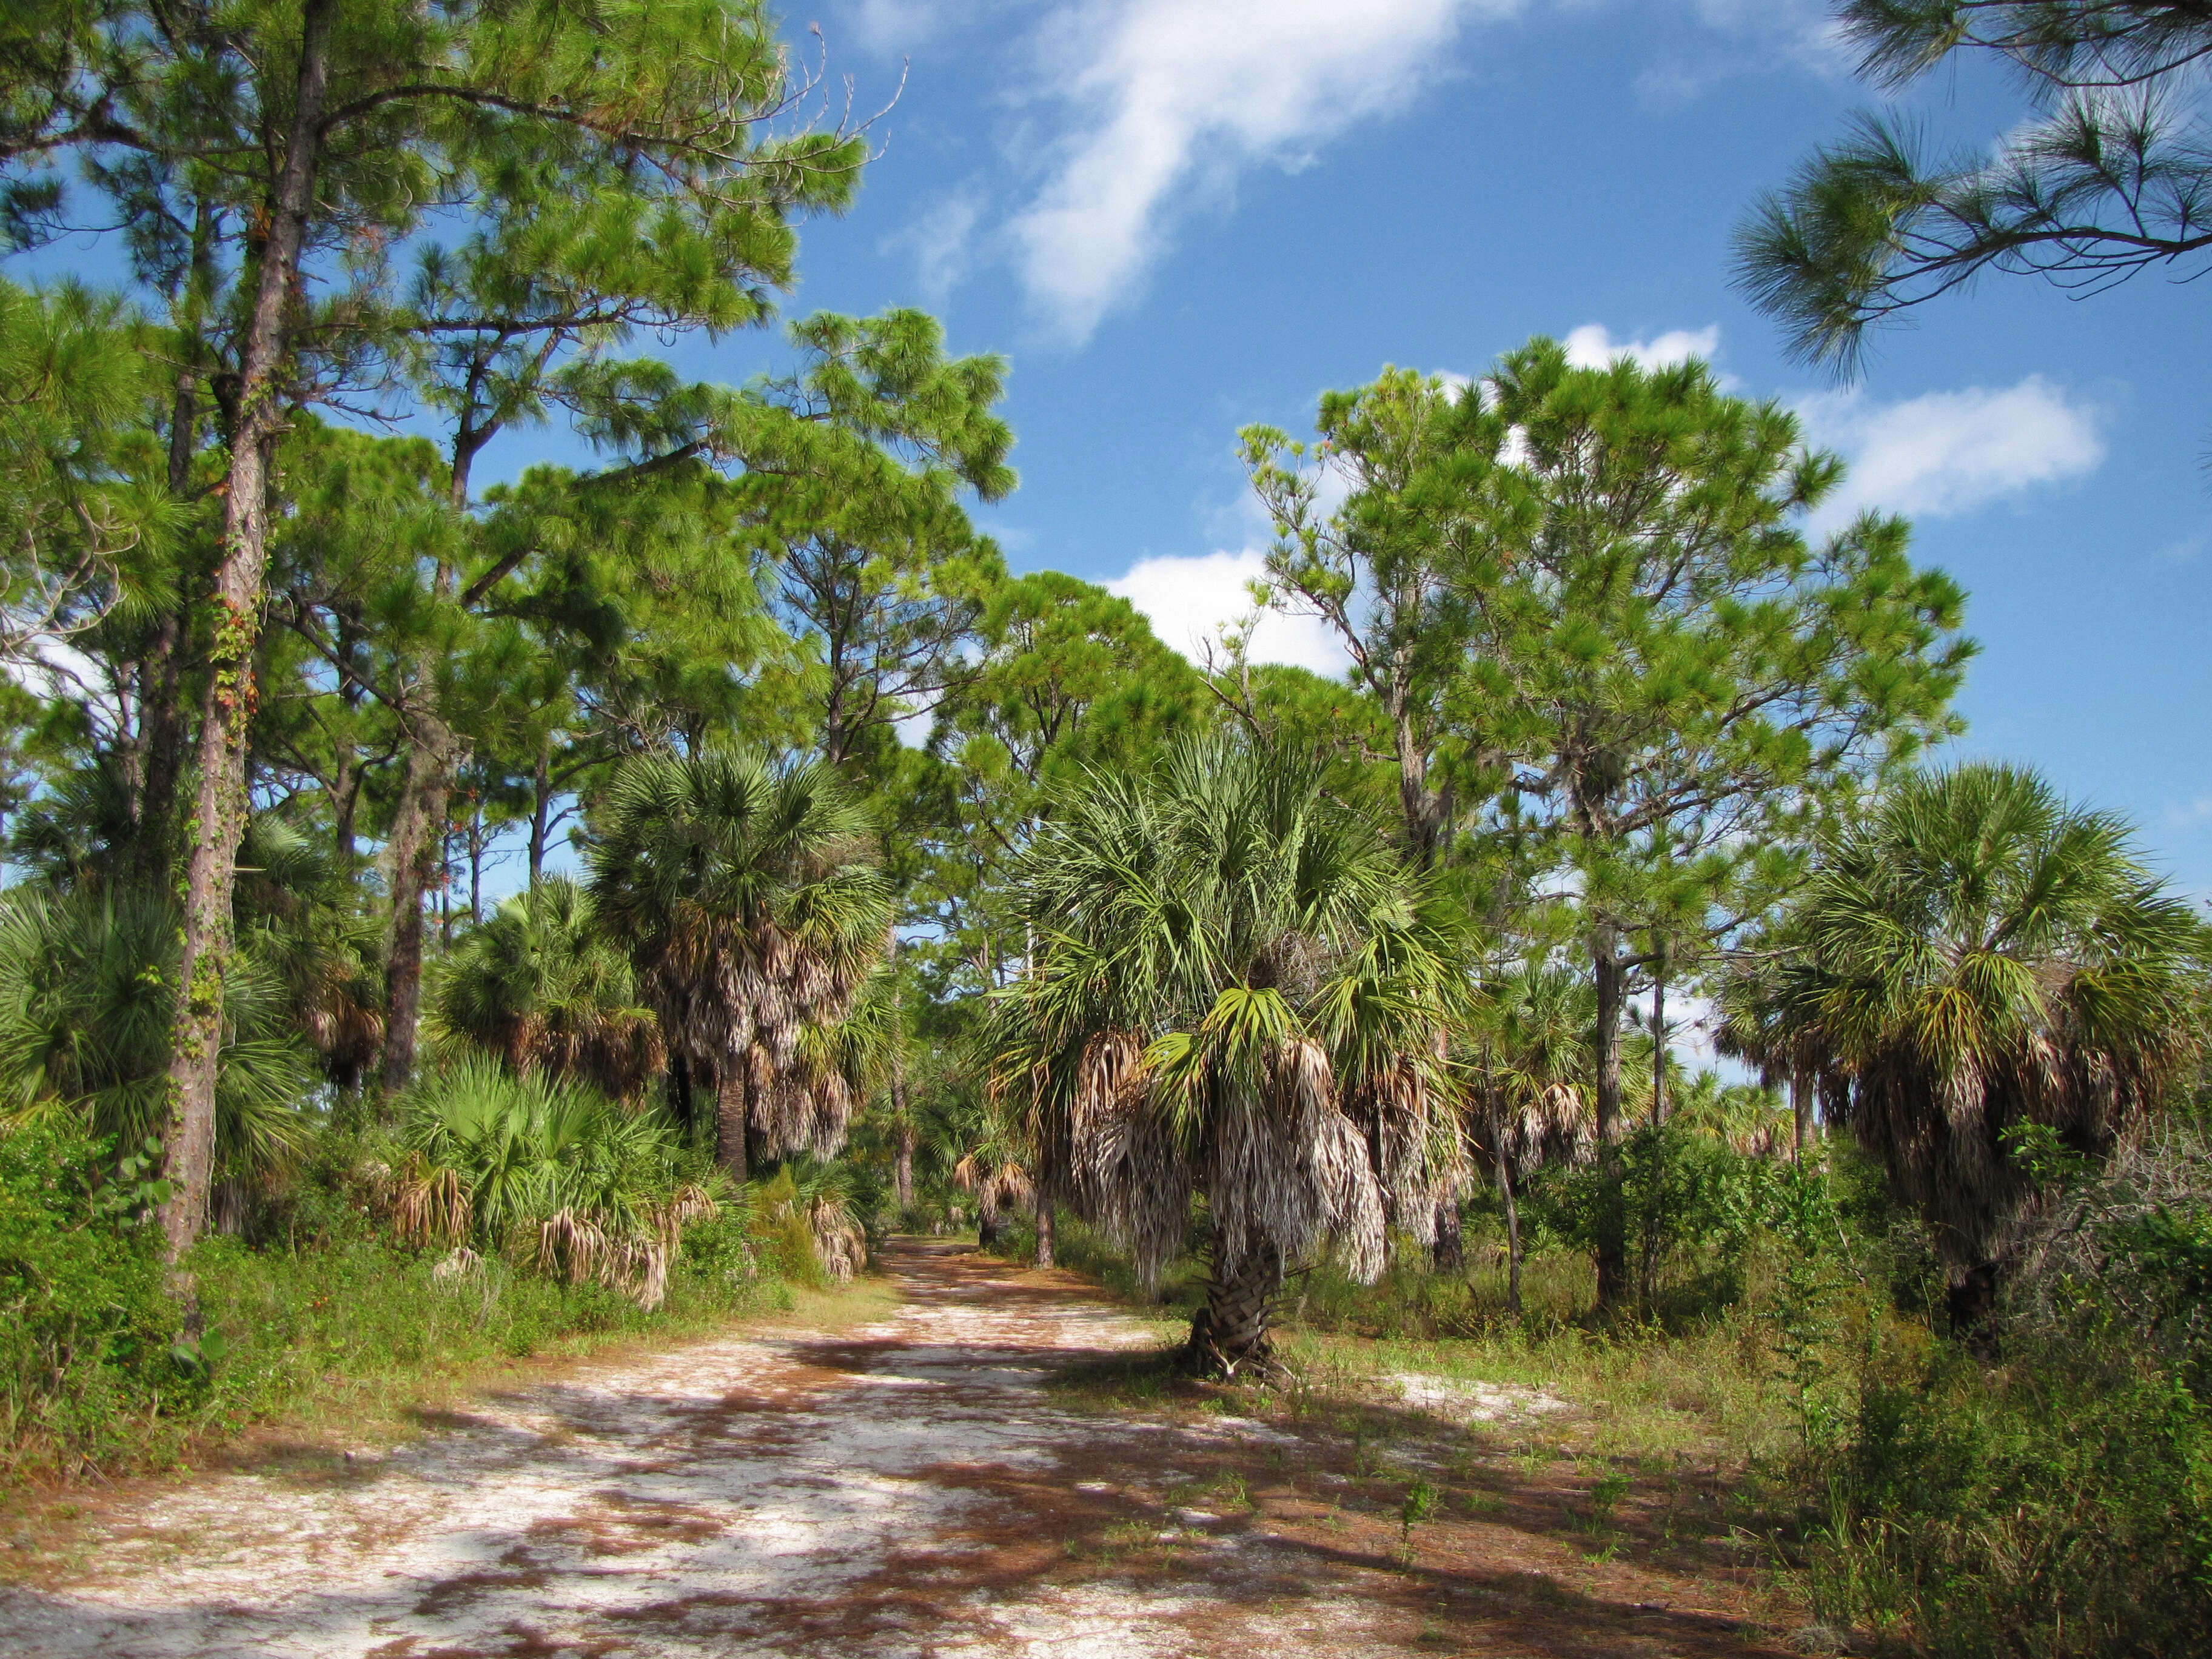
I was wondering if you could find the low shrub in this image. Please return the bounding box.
[0,1120,187,1478]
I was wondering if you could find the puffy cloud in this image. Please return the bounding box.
[1562,322,1721,371]
[1801,377,2105,529]
[1107,549,1350,675]
[1011,0,1519,341]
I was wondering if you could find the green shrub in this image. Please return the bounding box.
[0,1120,186,1476]
[1809,1335,2212,1657]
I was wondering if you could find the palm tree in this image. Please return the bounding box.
[994,736,1464,1376]
[589,749,893,1181]
[1715,943,1835,1159]
[429,877,665,1104]
[0,888,313,1209]
[928,1084,1033,1252]
[1466,961,1594,1313]
[1772,763,2207,1330]
[393,1060,715,1309]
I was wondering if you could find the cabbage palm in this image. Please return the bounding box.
[0,888,313,1199]
[928,1085,1033,1252]
[1780,763,2207,1329]
[994,736,1464,1376]
[394,1061,711,1309]
[1467,961,1595,1313]
[589,749,892,1181]
[430,878,665,1103]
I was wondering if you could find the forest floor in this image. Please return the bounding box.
[0,1239,1805,1658]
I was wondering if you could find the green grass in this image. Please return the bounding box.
[0,1130,888,1488]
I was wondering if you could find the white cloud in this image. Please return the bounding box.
[1108,548,1350,675]
[1801,376,2105,529]
[1011,0,1519,340]
[1563,322,1720,371]
[885,189,982,301]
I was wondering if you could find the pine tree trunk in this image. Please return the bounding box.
[894,1128,914,1212]
[133,209,210,888]
[379,706,457,1093]
[132,607,187,885]
[529,740,551,883]
[715,1059,749,1184]
[1186,1238,1284,1378]
[158,0,334,1264]
[1590,933,1629,1309]
[1792,1064,1813,1160]
[1497,1158,1523,1316]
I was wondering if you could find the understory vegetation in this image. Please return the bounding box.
[988,1107,2212,1658]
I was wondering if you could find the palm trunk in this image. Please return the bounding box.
[1590,931,1629,1309]
[158,0,335,1262]
[1187,1237,1284,1377]
[1034,1186,1056,1268]
[976,1188,1000,1250]
[1497,1158,1523,1316]
[1432,1191,1465,1272]
[715,1058,749,1183]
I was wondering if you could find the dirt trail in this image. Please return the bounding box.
[0,1241,1792,1658]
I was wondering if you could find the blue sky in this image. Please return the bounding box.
[736,0,2209,893]
[12,1,2208,897]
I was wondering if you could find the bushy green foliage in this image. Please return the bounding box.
[1811,1335,2212,1657]
[1529,1122,1771,1319]
[0,1119,184,1476]
[0,1107,800,1482]
[1801,1118,2212,1655]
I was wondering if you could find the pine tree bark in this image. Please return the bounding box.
[891,1065,914,1210]
[1186,1238,1284,1378]
[1496,1157,1523,1316]
[133,204,215,886]
[1792,1063,1814,1159]
[379,420,483,1090]
[379,719,456,1093]
[158,0,335,1262]
[1590,930,1629,1309]
[529,739,552,883]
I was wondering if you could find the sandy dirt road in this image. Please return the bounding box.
[0,1241,1792,1658]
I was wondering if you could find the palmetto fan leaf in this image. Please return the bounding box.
[0,888,313,1191]
[430,877,665,1102]
[993,734,1466,1375]
[590,748,892,1178]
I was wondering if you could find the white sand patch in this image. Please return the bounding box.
[1385,1371,1571,1422]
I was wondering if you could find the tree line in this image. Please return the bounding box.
[0,0,2204,1390]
